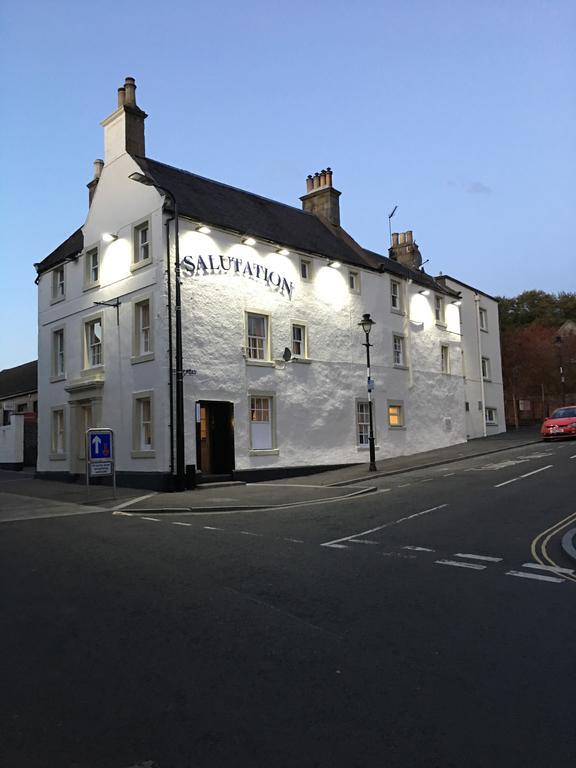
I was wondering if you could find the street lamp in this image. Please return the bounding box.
[129,171,186,491]
[554,335,566,406]
[358,313,377,471]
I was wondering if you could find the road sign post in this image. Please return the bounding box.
[86,428,116,497]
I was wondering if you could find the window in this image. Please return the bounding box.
[85,318,103,368]
[134,299,152,357]
[435,296,445,324]
[246,313,269,361]
[481,357,491,380]
[134,222,150,265]
[356,401,371,446]
[52,266,65,301]
[441,344,450,374]
[388,403,404,428]
[485,407,497,425]
[479,308,488,331]
[132,393,154,455]
[349,270,360,294]
[390,280,402,312]
[393,335,405,367]
[250,395,274,450]
[84,248,99,287]
[465,401,470,412]
[300,258,312,280]
[291,323,307,357]
[52,329,65,378]
[51,409,65,455]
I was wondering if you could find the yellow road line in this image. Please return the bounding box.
[531,510,576,584]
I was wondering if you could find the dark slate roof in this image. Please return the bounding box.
[35,227,83,275]
[435,274,497,301]
[0,360,38,399]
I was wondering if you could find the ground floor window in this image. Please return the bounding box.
[51,408,65,455]
[485,407,497,425]
[356,401,371,445]
[250,395,273,450]
[132,393,154,455]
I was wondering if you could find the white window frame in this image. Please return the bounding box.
[485,407,497,425]
[246,312,271,363]
[132,298,154,363]
[300,258,312,281]
[83,315,103,369]
[481,356,491,380]
[393,334,405,367]
[441,344,450,374]
[479,307,488,332]
[84,247,100,289]
[132,220,151,269]
[356,400,372,447]
[132,392,155,458]
[390,279,402,313]
[348,270,361,294]
[249,393,278,454]
[51,328,65,380]
[51,266,65,303]
[435,295,445,325]
[387,401,405,429]
[291,322,308,358]
[50,407,66,459]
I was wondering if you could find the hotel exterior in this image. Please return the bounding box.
[35,78,505,489]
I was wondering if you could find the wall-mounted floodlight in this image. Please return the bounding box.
[419,289,430,296]
[277,248,290,256]
[196,225,211,234]
[327,260,341,269]
[242,236,256,246]
[451,300,462,306]
[102,233,118,243]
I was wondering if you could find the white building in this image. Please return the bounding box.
[35,78,505,490]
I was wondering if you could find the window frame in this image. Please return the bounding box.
[479,307,488,332]
[50,407,66,459]
[355,399,373,447]
[51,266,65,303]
[393,334,406,368]
[245,311,271,364]
[481,356,491,380]
[84,246,100,290]
[132,219,152,270]
[441,344,450,374]
[51,327,66,381]
[300,258,312,281]
[132,391,155,458]
[248,392,278,454]
[348,270,361,294]
[485,406,497,425]
[390,279,403,313]
[387,400,405,429]
[132,297,154,363]
[83,314,104,370]
[291,322,308,358]
[435,295,446,325]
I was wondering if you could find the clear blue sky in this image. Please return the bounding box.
[1,0,574,369]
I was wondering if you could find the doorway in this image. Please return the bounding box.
[196,401,235,476]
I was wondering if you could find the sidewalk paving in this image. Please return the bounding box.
[0,427,543,516]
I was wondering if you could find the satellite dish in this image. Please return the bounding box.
[282,347,292,362]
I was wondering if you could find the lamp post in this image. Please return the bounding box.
[359,313,377,471]
[129,171,186,491]
[554,335,566,406]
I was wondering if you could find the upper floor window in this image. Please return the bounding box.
[388,403,404,428]
[300,258,312,281]
[133,222,150,266]
[246,313,269,361]
[390,280,402,312]
[52,266,65,302]
[485,407,497,425]
[479,308,488,331]
[356,401,371,446]
[52,329,65,378]
[393,334,405,367]
[85,318,103,368]
[349,270,360,294]
[435,296,445,324]
[481,356,491,380]
[441,344,450,374]
[291,323,307,357]
[134,299,152,358]
[84,248,99,288]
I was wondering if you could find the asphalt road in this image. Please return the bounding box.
[1,442,575,767]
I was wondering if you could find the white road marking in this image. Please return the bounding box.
[454,553,502,562]
[141,516,160,522]
[494,465,553,488]
[435,559,486,570]
[113,511,133,516]
[420,478,433,483]
[521,562,575,576]
[240,531,261,537]
[350,539,380,545]
[570,454,576,460]
[443,473,456,477]
[204,525,224,530]
[320,504,448,548]
[284,538,304,543]
[506,570,565,584]
[403,546,436,552]
[398,483,411,487]
[112,493,157,511]
[327,543,349,549]
[172,521,191,527]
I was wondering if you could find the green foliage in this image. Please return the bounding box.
[495,290,576,329]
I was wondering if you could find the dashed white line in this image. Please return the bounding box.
[494,465,553,488]
[113,511,133,516]
[398,483,412,488]
[204,526,224,530]
[350,539,380,545]
[240,531,261,537]
[172,521,191,527]
[521,562,575,576]
[284,538,304,543]
[570,454,576,460]
[435,559,487,570]
[454,553,503,563]
[403,546,436,552]
[506,570,565,584]
[443,473,456,477]
[141,516,160,522]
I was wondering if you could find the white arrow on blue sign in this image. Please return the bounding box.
[88,430,113,461]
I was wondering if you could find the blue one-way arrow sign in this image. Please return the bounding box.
[88,430,113,461]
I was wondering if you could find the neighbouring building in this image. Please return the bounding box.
[0,360,38,469]
[35,77,505,490]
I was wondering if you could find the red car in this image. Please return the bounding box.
[541,406,576,440]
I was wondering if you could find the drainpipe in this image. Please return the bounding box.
[474,293,487,437]
[165,215,174,475]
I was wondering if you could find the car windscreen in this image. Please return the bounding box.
[551,407,576,418]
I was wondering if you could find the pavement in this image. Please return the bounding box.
[0,426,543,517]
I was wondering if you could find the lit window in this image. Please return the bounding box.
[247,313,269,360]
[388,403,404,428]
[485,407,497,425]
[51,409,65,454]
[349,270,360,294]
[85,318,103,368]
[52,266,65,301]
[300,258,312,280]
[356,401,370,445]
[393,335,405,367]
[435,296,445,324]
[134,299,151,356]
[52,329,65,378]
[134,222,150,264]
[291,324,306,357]
[250,395,273,450]
[479,308,488,331]
[85,248,99,287]
[441,344,450,374]
[481,357,491,380]
[390,280,402,312]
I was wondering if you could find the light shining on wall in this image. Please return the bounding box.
[100,237,132,283]
[314,264,348,308]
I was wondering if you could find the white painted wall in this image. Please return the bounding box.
[0,414,24,464]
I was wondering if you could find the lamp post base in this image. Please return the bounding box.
[368,437,377,472]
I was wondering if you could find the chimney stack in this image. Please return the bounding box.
[389,230,423,270]
[100,76,147,164]
[300,166,341,226]
[87,158,104,207]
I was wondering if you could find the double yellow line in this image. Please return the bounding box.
[531,511,576,583]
